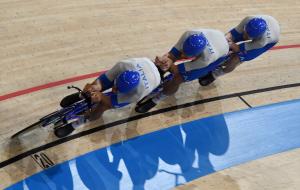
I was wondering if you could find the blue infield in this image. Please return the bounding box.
[6,99,300,190]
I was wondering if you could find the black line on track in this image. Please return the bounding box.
[238,96,252,108]
[1,82,300,169]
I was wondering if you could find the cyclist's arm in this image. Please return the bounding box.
[83,78,103,94]
[85,62,124,93]
[155,31,191,71]
[169,31,190,61]
[228,16,252,43]
[88,94,112,121]
[91,79,103,91]
[238,41,276,61]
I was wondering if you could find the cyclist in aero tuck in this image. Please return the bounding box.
[135,28,229,113]
[57,57,161,137]
[198,15,280,86]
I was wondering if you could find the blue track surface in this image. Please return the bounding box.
[6,99,300,190]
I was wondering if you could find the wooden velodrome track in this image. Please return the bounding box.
[0,0,299,189]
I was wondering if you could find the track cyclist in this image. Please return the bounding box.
[198,15,280,86]
[56,57,161,137]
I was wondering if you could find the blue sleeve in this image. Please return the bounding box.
[238,43,276,62]
[169,47,181,59]
[98,74,114,91]
[110,94,130,108]
[178,56,228,82]
[230,29,244,43]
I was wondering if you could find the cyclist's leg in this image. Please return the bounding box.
[86,93,126,121]
[54,101,104,138]
[214,53,241,74]
[161,73,183,96]
[199,54,241,86]
[135,69,183,113]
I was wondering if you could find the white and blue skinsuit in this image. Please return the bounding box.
[98,58,161,108]
[230,15,280,61]
[169,29,229,81]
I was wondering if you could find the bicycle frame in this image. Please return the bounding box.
[64,100,90,121]
[40,86,93,127]
[11,86,95,138]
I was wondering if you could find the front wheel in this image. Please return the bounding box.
[11,120,42,138]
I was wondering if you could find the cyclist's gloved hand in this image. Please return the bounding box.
[83,83,100,93]
[155,55,173,71]
[83,83,93,93]
[90,91,102,103]
[229,42,240,53]
[225,32,233,43]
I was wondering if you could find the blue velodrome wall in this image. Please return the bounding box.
[6,99,300,190]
